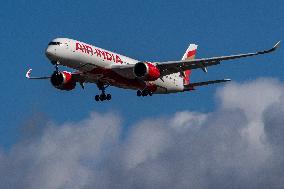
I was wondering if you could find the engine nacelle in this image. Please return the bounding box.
[50,71,76,91]
[133,62,161,81]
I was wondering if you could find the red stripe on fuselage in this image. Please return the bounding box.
[89,68,144,89]
[88,68,158,92]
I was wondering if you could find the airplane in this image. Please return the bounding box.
[26,38,280,101]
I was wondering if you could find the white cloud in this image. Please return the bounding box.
[217,78,283,164]
[1,78,284,189]
[217,78,283,120]
[169,111,207,132]
[122,119,172,169]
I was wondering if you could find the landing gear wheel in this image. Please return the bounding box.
[95,95,100,101]
[142,90,148,96]
[100,93,106,101]
[106,94,111,100]
[137,90,142,97]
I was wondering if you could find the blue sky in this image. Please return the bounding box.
[0,0,283,148]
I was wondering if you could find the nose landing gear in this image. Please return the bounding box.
[51,61,60,73]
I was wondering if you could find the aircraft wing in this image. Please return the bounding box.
[26,69,51,79]
[111,64,137,79]
[26,69,85,82]
[156,41,280,76]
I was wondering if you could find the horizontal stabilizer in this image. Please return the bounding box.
[184,78,231,91]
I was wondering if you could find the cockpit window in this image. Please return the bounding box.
[48,42,61,46]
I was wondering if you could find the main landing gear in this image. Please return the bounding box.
[137,89,152,97]
[95,93,111,101]
[95,83,111,102]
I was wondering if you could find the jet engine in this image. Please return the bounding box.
[50,71,76,91]
[133,62,161,81]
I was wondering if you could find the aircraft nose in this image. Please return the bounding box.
[45,46,57,60]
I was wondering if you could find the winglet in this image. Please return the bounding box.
[26,69,32,79]
[259,41,280,54]
[273,41,281,50]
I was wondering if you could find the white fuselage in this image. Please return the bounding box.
[45,38,185,94]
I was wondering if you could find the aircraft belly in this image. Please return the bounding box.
[87,68,144,90]
[153,78,183,94]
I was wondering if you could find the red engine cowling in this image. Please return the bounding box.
[50,71,76,91]
[133,62,161,81]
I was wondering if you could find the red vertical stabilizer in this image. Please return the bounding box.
[181,44,198,85]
